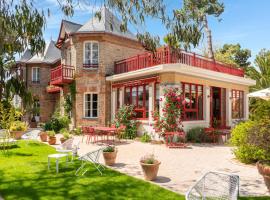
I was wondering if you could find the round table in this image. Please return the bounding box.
[48,153,68,173]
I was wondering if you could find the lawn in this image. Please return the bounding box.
[0,141,183,200]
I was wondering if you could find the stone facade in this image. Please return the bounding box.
[60,34,144,127]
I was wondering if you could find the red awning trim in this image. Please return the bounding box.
[112,76,159,88]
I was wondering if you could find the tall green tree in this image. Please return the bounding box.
[171,0,224,59]
[215,43,251,69]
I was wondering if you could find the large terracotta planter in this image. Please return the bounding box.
[11,131,25,139]
[103,150,117,166]
[140,160,161,181]
[257,161,270,191]
[48,136,56,145]
[39,132,48,142]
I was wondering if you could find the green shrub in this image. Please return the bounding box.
[230,119,270,164]
[44,115,70,133]
[71,128,82,135]
[47,130,55,137]
[103,145,115,152]
[9,121,28,131]
[186,127,205,143]
[140,133,151,143]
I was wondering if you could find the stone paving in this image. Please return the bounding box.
[70,135,269,197]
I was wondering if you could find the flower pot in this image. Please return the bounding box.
[48,136,56,145]
[140,160,161,181]
[11,131,25,139]
[103,150,117,166]
[60,137,67,144]
[257,161,270,191]
[39,132,48,142]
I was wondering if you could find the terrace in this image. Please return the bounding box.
[50,64,75,85]
[114,47,244,77]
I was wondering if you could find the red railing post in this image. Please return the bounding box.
[192,53,196,66]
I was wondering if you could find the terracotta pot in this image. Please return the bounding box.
[140,160,161,181]
[48,136,56,145]
[39,132,48,142]
[103,150,117,166]
[257,161,270,191]
[60,137,67,144]
[11,131,25,139]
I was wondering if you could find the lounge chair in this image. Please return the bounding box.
[186,171,239,200]
[75,148,105,176]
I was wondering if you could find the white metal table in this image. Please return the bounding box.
[48,153,68,173]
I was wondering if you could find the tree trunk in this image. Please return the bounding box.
[203,15,215,60]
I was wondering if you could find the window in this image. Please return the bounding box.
[232,90,244,119]
[84,42,99,68]
[32,67,40,83]
[84,93,98,118]
[66,49,72,66]
[124,85,149,119]
[33,99,40,117]
[182,82,203,121]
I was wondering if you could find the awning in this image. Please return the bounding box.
[248,88,270,100]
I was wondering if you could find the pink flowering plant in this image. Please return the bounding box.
[152,87,184,137]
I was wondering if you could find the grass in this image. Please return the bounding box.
[0,141,183,200]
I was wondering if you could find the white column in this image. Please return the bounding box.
[205,86,211,126]
[148,83,154,122]
[111,89,116,121]
[119,87,124,107]
[226,88,232,126]
[244,91,249,120]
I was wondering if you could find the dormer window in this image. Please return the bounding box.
[83,41,99,68]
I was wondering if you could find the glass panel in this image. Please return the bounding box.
[145,85,149,118]
[84,43,91,64]
[132,87,137,106]
[198,86,203,120]
[191,84,196,109]
[92,109,98,117]
[92,94,98,102]
[124,87,131,104]
[138,86,144,108]
[155,83,160,113]
[185,84,190,109]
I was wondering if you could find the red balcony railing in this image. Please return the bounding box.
[50,64,75,85]
[114,47,244,77]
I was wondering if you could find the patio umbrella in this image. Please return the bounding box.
[248,88,270,100]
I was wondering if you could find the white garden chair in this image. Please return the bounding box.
[21,130,39,143]
[75,148,105,176]
[56,138,80,161]
[186,171,239,200]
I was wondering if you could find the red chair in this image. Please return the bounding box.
[82,126,96,144]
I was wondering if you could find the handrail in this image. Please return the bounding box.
[50,64,75,82]
[114,47,244,77]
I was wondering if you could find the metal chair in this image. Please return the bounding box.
[82,126,96,144]
[56,138,80,161]
[75,148,105,176]
[186,171,239,200]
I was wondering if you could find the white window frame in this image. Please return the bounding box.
[32,67,40,83]
[83,41,99,66]
[83,93,98,118]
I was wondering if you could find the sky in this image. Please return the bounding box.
[40,0,270,64]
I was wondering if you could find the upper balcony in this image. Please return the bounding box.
[50,64,75,85]
[114,47,244,77]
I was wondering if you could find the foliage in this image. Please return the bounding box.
[114,105,138,139]
[0,101,23,129]
[140,133,151,143]
[246,49,270,92]
[249,99,270,121]
[152,87,184,137]
[71,128,82,136]
[44,115,70,133]
[170,0,224,58]
[164,34,180,49]
[230,119,270,164]
[46,130,55,137]
[103,145,115,153]
[0,141,182,200]
[214,43,251,69]
[140,154,156,164]
[64,94,72,115]
[137,32,160,52]
[186,127,205,143]
[9,121,28,132]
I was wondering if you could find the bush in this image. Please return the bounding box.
[140,133,151,143]
[47,130,55,137]
[186,127,205,143]
[71,128,82,135]
[9,121,28,131]
[44,115,70,133]
[230,119,270,164]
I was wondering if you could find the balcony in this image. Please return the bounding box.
[50,64,75,85]
[46,85,61,93]
[114,47,244,77]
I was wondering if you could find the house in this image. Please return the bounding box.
[19,40,61,123]
[21,7,256,134]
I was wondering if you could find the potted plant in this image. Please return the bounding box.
[140,154,161,181]
[102,145,117,166]
[257,161,270,191]
[47,130,56,145]
[60,129,70,144]
[9,121,28,139]
[39,123,48,142]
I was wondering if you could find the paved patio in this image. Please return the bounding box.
[73,136,269,197]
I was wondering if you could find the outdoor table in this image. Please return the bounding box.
[93,127,118,143]
[48,153,68,173]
